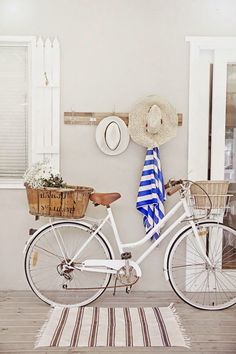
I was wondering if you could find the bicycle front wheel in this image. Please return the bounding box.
[24,221,113,307]
[168,222,236,310]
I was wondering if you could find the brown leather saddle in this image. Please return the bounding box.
[90,192,121,207]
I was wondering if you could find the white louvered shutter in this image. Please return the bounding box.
[0,46,28,180]
[31,37,60,170]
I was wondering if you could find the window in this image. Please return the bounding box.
[0,45,28,182]
[0,36,60,188]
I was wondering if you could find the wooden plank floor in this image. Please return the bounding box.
[0,290,236,354]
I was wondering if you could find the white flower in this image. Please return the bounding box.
[24,160,61,188]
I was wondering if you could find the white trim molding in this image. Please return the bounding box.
[186,36,236,49]
[186,36,236,181]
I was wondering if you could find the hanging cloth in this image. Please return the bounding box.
[136,147,166,240]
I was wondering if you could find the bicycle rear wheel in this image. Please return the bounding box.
[24,221,113,307]
[167,222,236,310]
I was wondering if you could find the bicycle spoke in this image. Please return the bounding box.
[191,272,208,304]
[171,263,205,269]
[168,223,236,310]
[25,222,112,306]
[215,270,236,295]
[34,245,63,260]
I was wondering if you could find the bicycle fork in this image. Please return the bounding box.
[190,221,214,268]
[182,197,214,268]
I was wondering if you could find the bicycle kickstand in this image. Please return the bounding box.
[113,276,118,296]
[126,285,132,294]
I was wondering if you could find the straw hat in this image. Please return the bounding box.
[128,95,178,148]
[95,116,130,155]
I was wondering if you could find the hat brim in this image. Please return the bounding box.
[128,95,177,148]
[96,116,130,155]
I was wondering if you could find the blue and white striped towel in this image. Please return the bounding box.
[136,147,166,240]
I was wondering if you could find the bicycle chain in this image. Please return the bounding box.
[62,274,139,291]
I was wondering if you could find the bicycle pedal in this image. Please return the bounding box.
[121,252,132,260]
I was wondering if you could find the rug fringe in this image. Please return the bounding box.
[168,303,191,349]
[34,307,54,348]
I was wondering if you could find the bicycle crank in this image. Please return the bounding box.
[113,263,139,296]
[117,265,139,286]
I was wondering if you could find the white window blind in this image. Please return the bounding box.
[0,46,28,179]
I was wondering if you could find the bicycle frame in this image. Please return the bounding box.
[67,193,213,272]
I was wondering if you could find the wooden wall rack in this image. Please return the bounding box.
[64,112,183,126]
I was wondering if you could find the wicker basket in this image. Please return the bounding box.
[190,180,230,209]
[25,184,94,219]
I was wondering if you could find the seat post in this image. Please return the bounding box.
[106,206,123,254]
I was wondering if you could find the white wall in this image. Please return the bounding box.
[1,0,236,290]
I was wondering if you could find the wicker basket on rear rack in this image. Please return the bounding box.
[25,184,94,219]
[189,180,232,219]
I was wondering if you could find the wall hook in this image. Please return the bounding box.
[44,72,49,86]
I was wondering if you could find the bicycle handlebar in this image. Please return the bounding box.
[166,185,182,196]
[165,179,183,196]
[165,179,183,188]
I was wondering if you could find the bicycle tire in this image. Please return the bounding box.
[167,221,236,310]
[24,220,113,307]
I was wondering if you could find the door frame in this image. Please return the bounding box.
[186,37,236,290]
[186,36,236,180]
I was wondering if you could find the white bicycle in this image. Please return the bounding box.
[24,180,236,310]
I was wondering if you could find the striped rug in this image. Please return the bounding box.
[35,304,190,348]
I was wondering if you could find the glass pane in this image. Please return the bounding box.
[0,46,28,179]
[224,64,236,268]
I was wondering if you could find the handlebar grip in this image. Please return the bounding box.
[166,185,182,196]
[165,179,183,189]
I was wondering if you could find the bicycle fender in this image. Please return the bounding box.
[23,219,115,260]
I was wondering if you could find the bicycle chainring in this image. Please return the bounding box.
[117,265,138,286]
